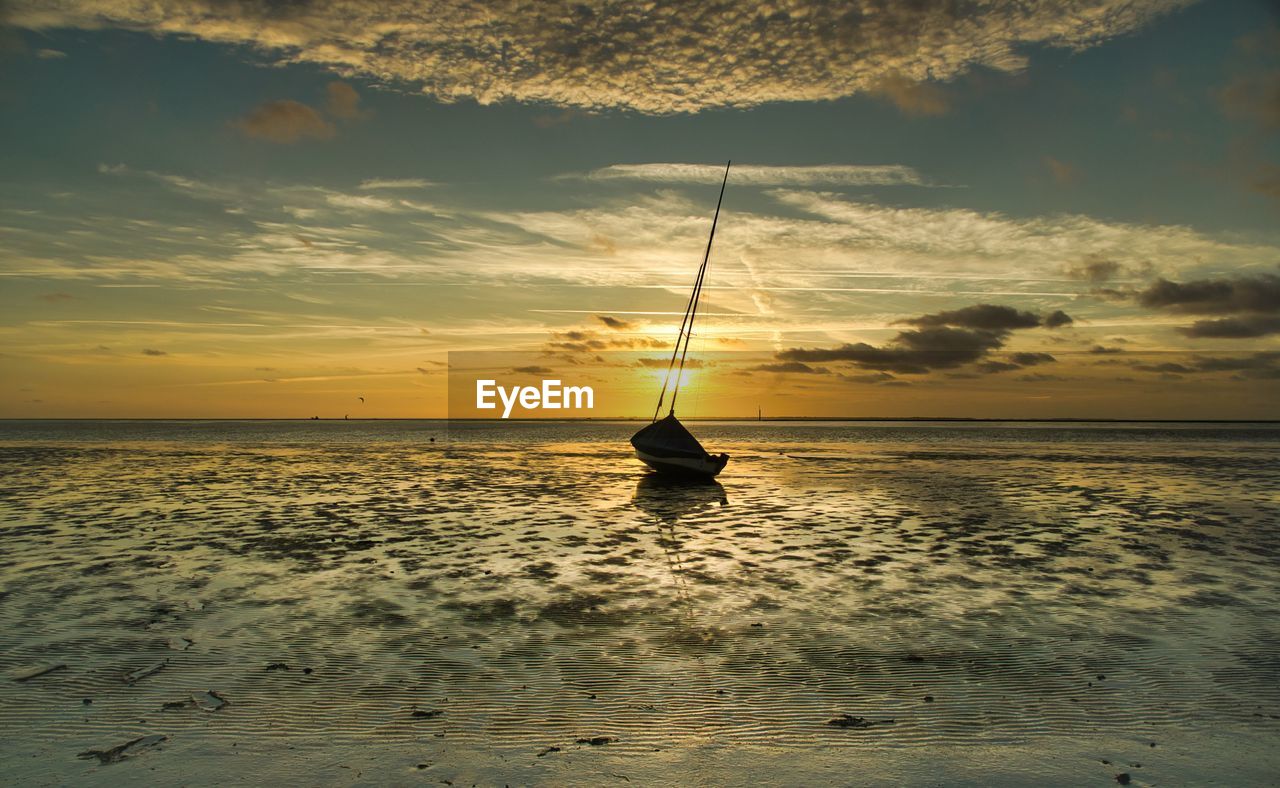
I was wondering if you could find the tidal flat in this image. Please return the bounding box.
[1,420,1278,786]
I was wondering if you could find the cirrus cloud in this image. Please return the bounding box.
[574,163,931,187]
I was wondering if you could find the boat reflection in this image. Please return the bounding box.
[631,473,728,525]
[632,474,728,625]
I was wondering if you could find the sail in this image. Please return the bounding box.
[631,414,710,460]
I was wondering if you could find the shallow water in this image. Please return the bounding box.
[1,420,1278,786]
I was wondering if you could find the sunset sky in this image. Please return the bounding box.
[2,1,1279,419]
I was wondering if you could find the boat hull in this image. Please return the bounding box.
[635,448,729,479]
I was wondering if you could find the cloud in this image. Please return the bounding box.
[1044,156,1080,185]
[842,371,896,384]
[1216,35,1280,206]
[35,48,65,59]
[511,365,554,374]
[325,81,363,119]
[779,329,1001,374]
[4,0,1189,114]
[358,178,433,190]
[1132,361,1192,373]
[1253,164,1280,202]
[1135,274,1280,314]
[1189,352,1280,378]
[870,73,950,116]
[1177,314,1280,338]
[762,191,1263,280]
[546,328,665,353]
[1043,310,1074,328]
[1108,273,1280,338]
[1063,254,1124,283]
[532,109,586,128]
[1089,344,1124,354]
[636,357,704,369]
[1218,70,1280,130]
[778,303,1064,374]
[234,100,334,143]
[324,193,402,212]
[900,304,1047,330]
[594,315,634,330]
[200,84,362,148]
[141,348,168,356]
[749,361,830,374]
[976,360,1022,374]
[1123,352,1280,379]
[39,165,1274,306]
[1009,352,1056,366]
[575,163,930,187]
[17,163,1280,367]
[972,355,1052,374]
[39,292,73,302]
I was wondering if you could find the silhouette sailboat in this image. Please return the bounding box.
[630,161,731,479]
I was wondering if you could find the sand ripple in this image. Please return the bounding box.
[1,421,1279,784]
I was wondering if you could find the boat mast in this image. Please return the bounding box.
[667,161,729,418]
[651,239,704,421]
[651,161,730,421]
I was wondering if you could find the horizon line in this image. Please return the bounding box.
[1,417,1278,424]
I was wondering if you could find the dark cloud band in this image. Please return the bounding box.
[778,303,1070,374]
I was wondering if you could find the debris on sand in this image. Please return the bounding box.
[266,662,290,671]
[10,663,67,682]
[193,690,228,712]
[77,734,168,764]
[1115,774,1131,785]
[123,661,167,685]
[575,736,615,745]
[411,709,443,719]
[826,714,895,729]
[536,746,561,757]
[166,637,193,651]
[161,699,191,711]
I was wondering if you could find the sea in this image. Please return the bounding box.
[1,419,1278,785]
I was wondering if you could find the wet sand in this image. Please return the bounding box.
[1,420,1278,785]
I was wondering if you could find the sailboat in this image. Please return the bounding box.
[630,161,731,479]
